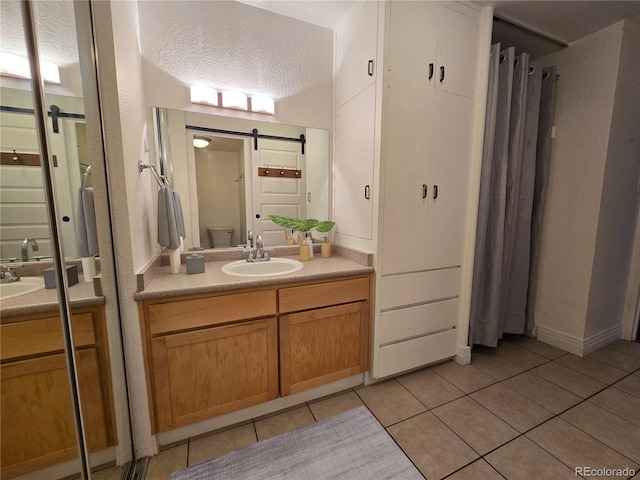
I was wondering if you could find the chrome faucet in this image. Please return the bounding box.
[246,234,270,262]
[21,237,39,262]
[0,264,22,283]
[248,230,254,248]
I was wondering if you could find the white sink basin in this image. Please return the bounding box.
[221,258,303,278]
[0,276,46,300]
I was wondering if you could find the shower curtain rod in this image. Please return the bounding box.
[493,15,569,49]
[186,124,306,154]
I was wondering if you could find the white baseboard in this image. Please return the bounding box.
[536,324,622,357]
[455,345,472,365]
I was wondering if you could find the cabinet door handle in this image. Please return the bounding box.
[368,59,374,77]
[428,63,434,80]
[307,192,311,203]
[364,185,371,199]
[422,184,428,199]
[440,66,445,83]
[433,185,439,199]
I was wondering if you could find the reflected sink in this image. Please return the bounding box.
[221,258,303,278]
[0,276,45,300]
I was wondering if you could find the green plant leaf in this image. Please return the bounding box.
[267,215,318,232]
[314,220,336,233]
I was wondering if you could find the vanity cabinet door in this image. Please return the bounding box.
[279,302,369,396]
[151,317,278,432]
[1,349,111,479]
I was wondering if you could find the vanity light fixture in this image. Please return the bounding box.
[190,85,219,106]
[221,90,248,110]
[0,52,60,84]
[193,135,211,148]
[250,96,275,115]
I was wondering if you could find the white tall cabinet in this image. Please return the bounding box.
[334,1,491,378]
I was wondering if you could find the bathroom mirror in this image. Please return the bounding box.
[154,107,329,249]
[0,87,89,262]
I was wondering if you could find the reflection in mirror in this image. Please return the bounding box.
[0,87,88,261]
[154,107,329,249]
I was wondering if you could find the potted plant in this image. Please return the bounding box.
[314,220,336,257]
[267,215,318,260]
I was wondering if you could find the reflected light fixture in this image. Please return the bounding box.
[0,52,61,84]
[193,135,211,148]
[190,85,218,106]
[250,96,275,115]
[221,90,248,110]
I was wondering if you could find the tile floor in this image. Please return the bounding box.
[95,337,640,480]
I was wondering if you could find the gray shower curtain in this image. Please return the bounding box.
[469,43,556,348]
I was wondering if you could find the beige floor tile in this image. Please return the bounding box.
[492,341,549,369]
[532,362,607,398]
[605,340,640,359]
[397,367,465,409]
[527,418,638,479]
[254,405,315,441]
[615,374,640,398]
[503,371,581,414]
[145,443,188,480]
[92,465,124,480]
[432,396,518,455]
[471,383,553,432]
[432,360,497,394]
[588,347,640,372]
[556,354,628,385]
[445,459,503,480]
[590,388,640,426]
[355,379,426,427]
[471,353,525,381]
[188,423,256,466]
[308,390,364,421]
[387,411,478,480]
[561,402,640,464]
[503,335,567,359]
[486,436,576,479]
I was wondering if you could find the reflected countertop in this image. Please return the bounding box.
[134,254,374,301]
[0,274,104,319]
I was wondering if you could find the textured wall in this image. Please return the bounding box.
[137,0,334,131]
[535,23,623,340]
[586,20,640,338]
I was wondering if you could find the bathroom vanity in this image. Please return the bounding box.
[136,255,372,433]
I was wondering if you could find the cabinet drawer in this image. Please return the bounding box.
[376,328,457,378]
[279,277,370,313]
[148,290,277,335]
[379,298,458,345]
[1,313,96,361]
[380,268,459,310]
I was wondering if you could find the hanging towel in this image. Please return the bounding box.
[75,187,99,257]
[158,185,185,249]
[172,188,186,240]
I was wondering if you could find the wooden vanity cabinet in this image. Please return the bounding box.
[140,275,371,433]
[141,290,279,432]
[279,277,370,396]
[0,307,115,479]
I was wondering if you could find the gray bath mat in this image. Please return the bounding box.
[170,406,424,479]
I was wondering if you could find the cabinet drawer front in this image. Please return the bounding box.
[376,328,457,378]
[279,277,370,313]
[379,298,458,345]
[0,313,96,361]
[152,318,279,431]
[148,290,277,335]
[380,268,459,310]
